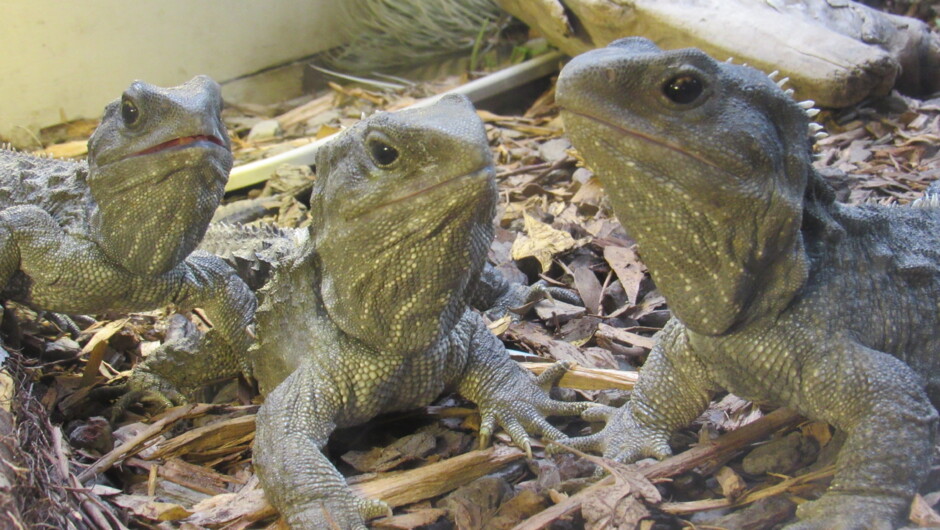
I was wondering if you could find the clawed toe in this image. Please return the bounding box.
[106,372,187,421]
[547,432,606,455]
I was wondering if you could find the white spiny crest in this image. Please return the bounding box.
[776,76,790,88]
[911,193,940,209]
[806,108,821,118]
[767,70,779,80]
[726,57,735,63]
[784,88,795,97]
[809,122,824,133]
[798,100,816,109]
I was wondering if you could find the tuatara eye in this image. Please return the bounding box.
[368,140,399,167]
[663,75,704,104]
[121,98,140,126]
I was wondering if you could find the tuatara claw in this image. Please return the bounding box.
[557,402,672,464]
[472,361,594,457]
[533,359,573,391]
[547,431,606,456]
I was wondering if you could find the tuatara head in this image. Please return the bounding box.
[311,94,497,354]
[557,38,812,335]
[87,75,232,276]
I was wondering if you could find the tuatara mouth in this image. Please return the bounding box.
[366,166,491,215]
[562,108,721,173]
[130,134,227,158]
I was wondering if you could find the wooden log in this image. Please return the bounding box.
[493,0,940,107]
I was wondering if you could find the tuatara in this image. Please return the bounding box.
[0,76,254,374]
[137,95,591,528]
[556,37,940,529]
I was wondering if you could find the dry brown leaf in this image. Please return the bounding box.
[582,460,661,530]
[572,264,603,315]
[603,245,646,306]
[570,175,606,209]
[486,489,549,529]
[509,321,618,369]
[510,213,581,272]
[487,314,513,336]
[80,317,129,386]
[800,421,832,448]
[112,494,192,521]
[595,323,655,350]
[315,124,341,140]
[533,299,586,323]
[342,431,437,473]
[910,494,940,527]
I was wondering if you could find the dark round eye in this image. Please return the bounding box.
[121,98,140,126]
[368,140,399,166]
[663,75,704,104]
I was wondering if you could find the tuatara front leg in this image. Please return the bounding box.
[111,317,246,416]
[782,340,938,529]
[559,319,714,462]
[111,252,256,413]
[452,310,596,456]
[170,250,257,372]
[253,358,390,529]
[570,320,938,529]
[472,263,582,320]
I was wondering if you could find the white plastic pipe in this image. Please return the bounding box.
[225,50,564,191]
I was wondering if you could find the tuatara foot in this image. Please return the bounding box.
[786,492,906,530]
[484,280,582,321]
[108,315,244,420]
[475,360,596,457]
[282,494,390,530]
[109,368,187,421]
[552,402,672,463]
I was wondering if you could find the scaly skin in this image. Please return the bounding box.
[199,223,581,317]
[0,77,254,386]
[556,37,940,529]
[143,95,590,528]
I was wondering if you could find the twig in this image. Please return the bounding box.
[660,465,835,515]
[77,403,215,483]
[512,408,804,530]
[520,362,637,391]
[354,445,525,507]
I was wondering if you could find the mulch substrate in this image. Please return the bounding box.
[4,39,940,530]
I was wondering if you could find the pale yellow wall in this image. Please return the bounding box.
[1,1,349,145]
